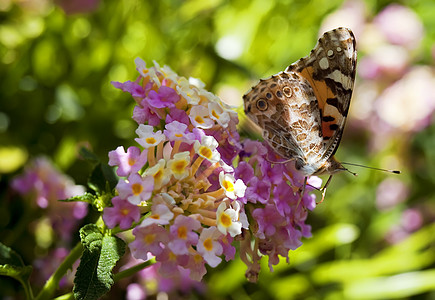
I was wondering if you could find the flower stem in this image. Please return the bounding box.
[113,261,154,282]
[35,242,83,300]
[190,156,204,176]
[147,146,156,167]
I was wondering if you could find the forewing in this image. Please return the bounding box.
[286,27,357,160]
[243,72,323,163]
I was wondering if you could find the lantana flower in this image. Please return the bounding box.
[219,171,247,200]
[193,135,221,163]
[135,125,166,149]
[117,173,154,205]
[216,202,243,237]
[108,59,317,282]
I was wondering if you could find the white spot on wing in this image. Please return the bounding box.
[319,57,329,70]
[327,70,352,90]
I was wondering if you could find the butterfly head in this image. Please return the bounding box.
[309,156,352,176]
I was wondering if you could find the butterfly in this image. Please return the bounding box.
[243,27,357,202]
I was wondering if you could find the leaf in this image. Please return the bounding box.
[61,192,97,204]
[79,147,100,164]
[0,242,33,298]
[88,163,118,195]
[79,146,118,195]
[73,224,126,300]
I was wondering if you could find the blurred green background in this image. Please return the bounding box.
[2,0,435,299]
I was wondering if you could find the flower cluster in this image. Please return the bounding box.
[11,157,87,288]
[236,140,318,281]
[106,58,319,285]
[107,59,248,281]
[11,157,87,242]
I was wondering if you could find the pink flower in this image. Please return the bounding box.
[376,178,409,210]
[103,196,141,230]
[185,254,207,281]
[220,235,236,261]
[108,146,147,177]
[130,224,169,258]
[146,86,180,108]
[116,173,154,205]
[164,120,195,143]
[374,4,424,49]
[140,203,174,227]
[168,215,201,255]
[133,100,162,126]
[111,80,147,99]
[155,249,189,278]
[196,227,223,267]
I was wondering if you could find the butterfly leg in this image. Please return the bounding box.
[297,177,308,208]
[318,175,333,204]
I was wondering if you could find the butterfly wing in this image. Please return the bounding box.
[243,71,324,171]
[286,27,357,161]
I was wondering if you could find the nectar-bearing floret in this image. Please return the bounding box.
[107,58,318,282]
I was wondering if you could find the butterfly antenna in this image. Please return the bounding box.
[342,167,358,177]
[341,162,401,174]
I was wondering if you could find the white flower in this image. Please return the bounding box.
[167,151,190,180]
[189,105,214,129]
[140,203,174,227]
[197,227,223,267]
[143,159,171,189]
[219,171,246,199]
[135,57,160,86]
[135,124,166,148]
[176,77,201,105]
[134,57,147,78]
[188,77,206,89]
[208,102,230,128]
[193,136,220,163]
[216,202,242,237]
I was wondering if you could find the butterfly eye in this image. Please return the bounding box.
[256,99,268,111]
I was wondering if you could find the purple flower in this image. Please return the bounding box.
[252,204,282,239]
[126,283,146,300]
[168,215,201,255]
[130,224,170,258]
[103,196,141,230]
[245,176,271,204]
[220,235,236,261]
[133,100,162,126]
[147,86,180,109]
[166,108,190,125]
[185,254,207,281]
[155,249,189,278]
[111,80,149,99]
[108,146,147,177]
[164,120,195,143]
[11,157,85,208]
[235,161,254,183]
[196,227,223,268]
[116,173,154,205]
[374,4,423,49]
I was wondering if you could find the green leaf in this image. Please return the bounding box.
[0,242,34,298]
[79,146,118,195]
[79,147,100,164]
[88,163,118,195]
[61,192,97,204]
[73,224,126,300]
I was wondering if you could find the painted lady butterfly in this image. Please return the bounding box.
[243,27,357,202]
